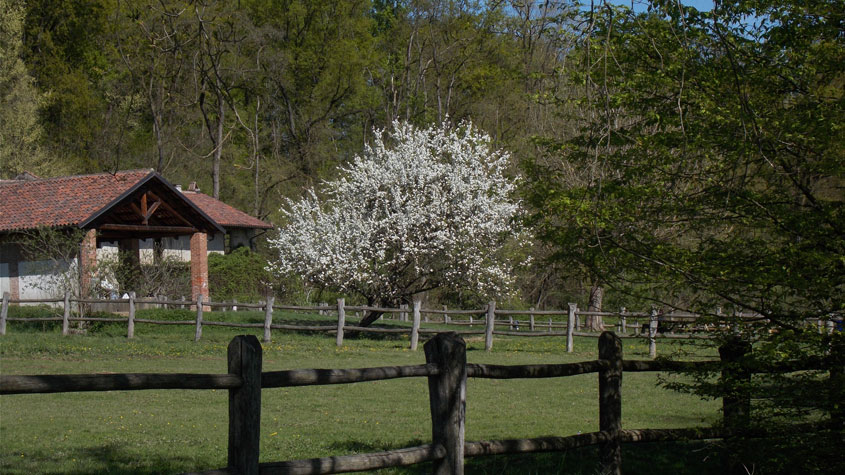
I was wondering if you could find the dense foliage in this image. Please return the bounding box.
[523,1,844,472]
[208,247,272,302]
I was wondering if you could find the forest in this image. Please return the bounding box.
[2,0,842,314]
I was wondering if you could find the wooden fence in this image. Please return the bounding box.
[1,331,789,475]
[2,292,834,357]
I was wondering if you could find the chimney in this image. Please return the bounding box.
[175,184,182,192]
[188,182,199,192]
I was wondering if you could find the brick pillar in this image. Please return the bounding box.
[7,244,20,300]
[190,232,209,307]
[79,229,97,297]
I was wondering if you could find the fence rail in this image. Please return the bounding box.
[2,292,837,357]
[1,332,834,475]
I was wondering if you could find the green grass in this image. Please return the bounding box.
[1,309,722,474]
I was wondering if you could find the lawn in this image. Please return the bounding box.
[0,308,723,474]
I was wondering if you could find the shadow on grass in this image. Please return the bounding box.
[319,439,724,475]
[0,442,207,475]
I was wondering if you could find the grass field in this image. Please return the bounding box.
[0,308,724,474]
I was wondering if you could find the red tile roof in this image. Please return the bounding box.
[0,170,272,232]
[183,191,273,229]
[0,170,155,232]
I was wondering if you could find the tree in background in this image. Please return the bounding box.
[269,121,525,325]
[524,1,843,471]
[0,0,54,177]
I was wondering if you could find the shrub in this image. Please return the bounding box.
[208,247,272,302]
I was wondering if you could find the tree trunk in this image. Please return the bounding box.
[587,283,604,331]
[213,85,224,199]
[357,297,385,327]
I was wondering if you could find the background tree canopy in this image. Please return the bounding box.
[2,0,841,316]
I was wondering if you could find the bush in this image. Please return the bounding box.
[208,247,272,302]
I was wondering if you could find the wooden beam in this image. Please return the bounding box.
[98,224,197,234]
[146,200,161,222]
[146,191,196,227]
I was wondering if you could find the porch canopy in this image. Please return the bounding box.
[0,170,225,302]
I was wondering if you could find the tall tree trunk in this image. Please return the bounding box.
[587,283,604,331]
[213,85,224,199]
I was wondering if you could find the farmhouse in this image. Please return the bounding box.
[0,170,272,301]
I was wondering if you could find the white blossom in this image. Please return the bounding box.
[268,121,524,304]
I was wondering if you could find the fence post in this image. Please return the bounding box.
[181,295,186,310]
[263,296,274,343]
[0,292,12,335]
[424,332,467,475]
[485,301,496,351]
[194,294,204,342]
[548,318,552,333]
[567,303,576,353]
[830,335,844,432]
[648,308,658,358]
[227,335,262,475]
[411,299,422,351]
[335,298,346,347]
[0,291,8,335]
[62,291,71,336]
[598,331,623,475]
[620,307,627,334]
[443,305,449,324]
[127,292,135,339]
[232,298,238,312]
[719,337,751,475]
[529,307,535,331]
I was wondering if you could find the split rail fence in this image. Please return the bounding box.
[5,331,818,475]
[2,292,837,358]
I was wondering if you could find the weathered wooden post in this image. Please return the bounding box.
[127,292,135,339]
[548,318,552,332]
[648,308,658,358]
[263,296,275,343]
[567,303,576,353]
[336,298,346,347]
[830,334,844,432]
[485,301,496,351]
[227,335,262,475]
[424,332,467,475]
[620,307,627,334]
[469,316,473,327]
[62,292,71,336]
[0,291,8,336]
[719,336,751,475]
[232,298,238,312]
[598,331,623,475]
[410,299,422,350]
[194,294,204,342]
[529,307,535,331]
[443,305,449,325]
[180,295,186,310]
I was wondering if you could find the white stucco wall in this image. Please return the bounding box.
[19,258,76,299]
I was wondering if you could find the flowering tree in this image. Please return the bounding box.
[269,121,523,325]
